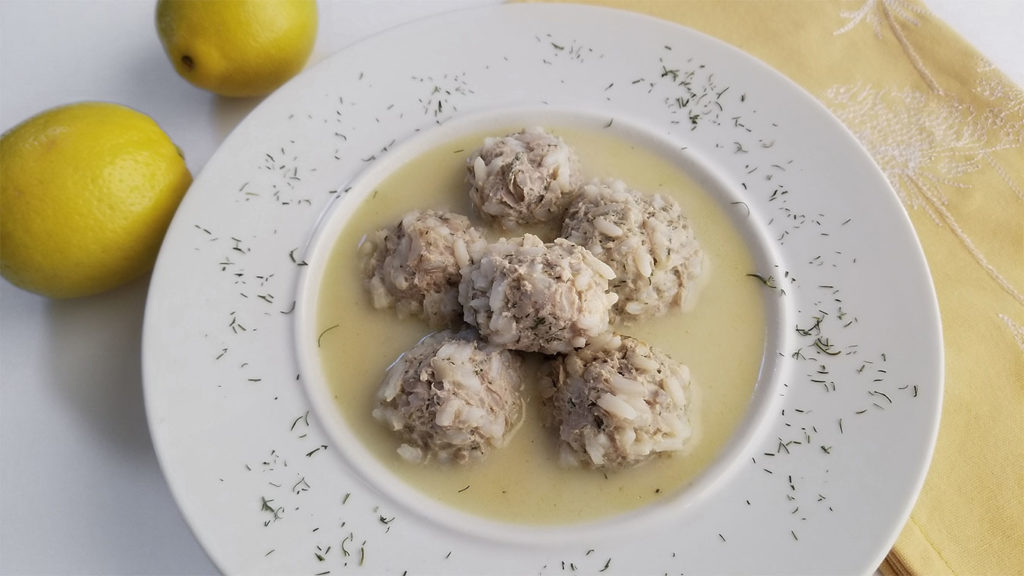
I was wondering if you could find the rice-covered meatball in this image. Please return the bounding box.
[372,329,526,464]
[562,179,704,322]
[540,333,697,470]
[459,234,618,354]
[361,210,487,327]
[467,127,583,229]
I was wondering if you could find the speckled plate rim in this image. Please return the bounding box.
[143,4,943,575]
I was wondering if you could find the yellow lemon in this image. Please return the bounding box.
[156,0,318,98]
[0,102,192,299]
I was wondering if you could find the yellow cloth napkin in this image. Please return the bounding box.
[529,1,1024,574]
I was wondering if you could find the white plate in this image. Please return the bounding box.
[143,5,942,575]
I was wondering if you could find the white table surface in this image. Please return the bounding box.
[1,1,1020,574]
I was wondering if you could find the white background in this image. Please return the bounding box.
[1,1,1021,574]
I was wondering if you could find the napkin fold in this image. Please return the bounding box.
[531,1,1024,574]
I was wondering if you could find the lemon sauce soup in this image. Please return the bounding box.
[315,127,766,524]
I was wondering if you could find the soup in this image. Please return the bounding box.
[315,127,765,524]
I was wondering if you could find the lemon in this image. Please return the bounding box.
[0,102,192,299]
[156,0,318,98]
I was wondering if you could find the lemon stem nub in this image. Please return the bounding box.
[180,55,194,70]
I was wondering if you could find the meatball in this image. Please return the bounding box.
[459,234,618,355]
[361,209,487,327]
[372,329,526,464]
[561,179,704,322]
[466,127,583,229]
[540,333,696,470]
